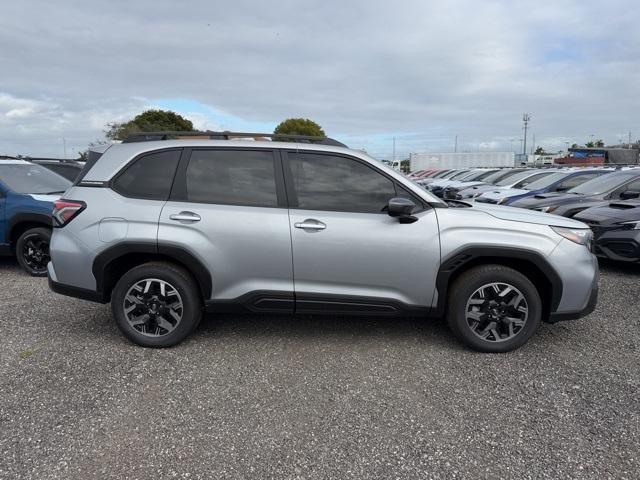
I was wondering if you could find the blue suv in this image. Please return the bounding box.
[0,160,71,275]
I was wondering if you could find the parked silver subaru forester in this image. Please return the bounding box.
[48,132,598,352]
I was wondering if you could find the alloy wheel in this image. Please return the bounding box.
[465,282,528,342]
[123,278,184,337]
[21,233,50,273]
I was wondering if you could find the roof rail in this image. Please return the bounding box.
[122,131,348,148]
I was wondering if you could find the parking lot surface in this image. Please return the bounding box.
[0,258,638,479]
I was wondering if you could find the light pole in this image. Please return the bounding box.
[522,113,530,155]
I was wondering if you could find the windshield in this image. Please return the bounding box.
[487,169,525,184]
[465,169,499,181]
[495,170,541,186]
[0,164,71,194]
[448,170,471,180]
[522,171,568,190]
[476,169,513,184]
[568,172,638,195]
[433,170,451,178]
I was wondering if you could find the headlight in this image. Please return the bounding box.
[619,220,640,230]
[498,197,509,205]
[551,226,593,247]
[542,206,558,213]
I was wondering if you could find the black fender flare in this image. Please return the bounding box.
[435,245,563,315]
[8,213,52,241]
[92,242,213,301]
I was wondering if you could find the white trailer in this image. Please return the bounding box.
[409,152,515,172]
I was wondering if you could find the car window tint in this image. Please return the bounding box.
[0,163,71,194]
[625,179,640,193]
[289,153,396,213]
[558,173,602,190]
[513,172,552,188]
[113,150,181,200]
[186,149,277,207]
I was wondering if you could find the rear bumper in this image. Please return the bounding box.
[47,262,106,303]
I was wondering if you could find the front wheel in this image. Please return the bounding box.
[16,227,51,276]
[111,262,203,347]
[446,265,542,353]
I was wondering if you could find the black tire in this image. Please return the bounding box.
[111,262,203,347]
[446,265,541,353]
[16,227,51,277]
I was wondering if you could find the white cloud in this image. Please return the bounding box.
[0,0,638,157]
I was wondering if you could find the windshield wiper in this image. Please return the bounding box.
[42,190,66,195]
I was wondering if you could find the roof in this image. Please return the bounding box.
[0,159,31,165]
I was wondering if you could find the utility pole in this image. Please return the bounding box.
[392,137,396,162]
[630,131,633,149]
[522,113,530,155]
[454,135,458,153]
[63,137,67,159]
[532,133,535,154]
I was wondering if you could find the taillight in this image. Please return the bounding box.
[53,199,86,227]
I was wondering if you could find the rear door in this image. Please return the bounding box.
[157,147,294,311]
[284,150,440,313]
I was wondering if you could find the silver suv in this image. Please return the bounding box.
[48,132,598,352]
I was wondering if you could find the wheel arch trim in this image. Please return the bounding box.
[92,242,213,302]
[435,245,563,316]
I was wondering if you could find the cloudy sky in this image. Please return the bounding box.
[1,0,638,159]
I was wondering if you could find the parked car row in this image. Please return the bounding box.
[410,166,640,263]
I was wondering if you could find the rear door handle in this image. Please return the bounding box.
[169,211,201,222]
[294,219,326,231]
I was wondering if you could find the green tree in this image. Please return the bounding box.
[594,139,605,147]
[585,141,595,148]
[106,109,194,141]
[274,118,325,139]
[534,146,547,155]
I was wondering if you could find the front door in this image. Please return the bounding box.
[284,151,440,314]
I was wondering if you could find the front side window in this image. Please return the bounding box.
[113,150,181,200]
[569,172,637,195]
[185,149,278,207]
[289,153,397,213]
[0,163,71,194]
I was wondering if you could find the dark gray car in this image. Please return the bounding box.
[511,169,640,217]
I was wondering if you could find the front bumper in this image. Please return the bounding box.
[547,269,598,322]
[545,238,599,322]
[594,230,640,262]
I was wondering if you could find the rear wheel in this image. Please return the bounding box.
[16,227,51,276]
[111,262,202,347]
[446,265,541,353]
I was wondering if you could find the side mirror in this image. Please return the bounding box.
[620,190,640,200]
[387,197,418,224]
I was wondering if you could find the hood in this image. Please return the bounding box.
[470,202,588,228]
[450,180,487,190]
[478,187,529,202]
[511,192,583,209]
[574,200,640,224]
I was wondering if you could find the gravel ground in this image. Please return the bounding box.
[0,258,638,480]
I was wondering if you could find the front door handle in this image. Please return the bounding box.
[294,219,326,231]
[169,211,201,222]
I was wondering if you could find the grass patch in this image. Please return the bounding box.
[19,347,39,359]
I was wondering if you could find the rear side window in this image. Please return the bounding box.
[288,153,397,213]
[185,149,278,207]
[113,150,181,200]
